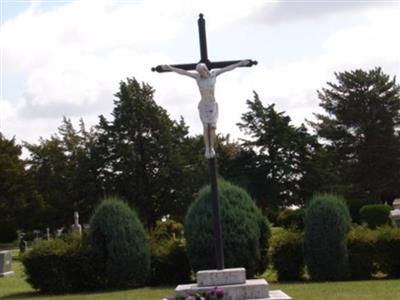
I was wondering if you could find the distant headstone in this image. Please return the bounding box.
[56,227,64,237]
[33,230,40,241]
[390,199,400,227]
[46,227,51,240]
[19,235,27,254]
[390,209,400,227]
[393,198,400,209]
[71,211,82,235]
[0,251,14,277]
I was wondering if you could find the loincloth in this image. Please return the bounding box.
[198,100,218,127]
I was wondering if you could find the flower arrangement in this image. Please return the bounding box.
[164,287,224,300]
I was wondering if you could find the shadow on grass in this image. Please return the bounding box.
[1,290,117,299]
[1,286,174,299]
[1,291,42,299]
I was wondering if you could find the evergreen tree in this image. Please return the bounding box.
[311,68,400,202]
[88,197,150,288]
[304,193,351,281]
[185,180,270,277]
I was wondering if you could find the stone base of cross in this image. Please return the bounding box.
[174,268,292,300]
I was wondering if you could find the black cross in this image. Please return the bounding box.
[152,14,257,271]
[151,13,257,72]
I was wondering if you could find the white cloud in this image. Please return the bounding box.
[2,0,190,123]
[1,0,267,142]
[0,0,399,145]
[322,8,400,74]
[216,5,400,140]
[0,99,16,121]
[249,0,398,25]
[2,0,185,69]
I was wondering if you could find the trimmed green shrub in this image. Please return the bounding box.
[360,204,391,229]
[185,180,270,278]
[23,239,70,293]
[375,226,400,278]
[269,229,304,281]
[304,193,351,281]
[22,236,104,293]
[148,220,191,285]
[347,226,376,279]
[277,209,305,230]
[61,239,106,291]
[88,197,150,288]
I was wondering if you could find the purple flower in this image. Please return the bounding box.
[211,287,224,297]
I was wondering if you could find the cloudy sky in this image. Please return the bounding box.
[1,0,399,145]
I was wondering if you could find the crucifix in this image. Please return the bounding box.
[152,13,257,270]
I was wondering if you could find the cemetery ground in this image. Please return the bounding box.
[0,251,399,300]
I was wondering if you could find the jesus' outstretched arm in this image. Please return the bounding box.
[161,65,198,79]
[213,60,250,77]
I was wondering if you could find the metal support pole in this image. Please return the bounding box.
[209,157,224,270]
[198,13,210,65]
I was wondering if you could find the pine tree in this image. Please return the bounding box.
[311,68,400,202]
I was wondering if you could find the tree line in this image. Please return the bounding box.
[1,67,399,238]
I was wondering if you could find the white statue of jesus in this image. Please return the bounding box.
[162,60,249,158]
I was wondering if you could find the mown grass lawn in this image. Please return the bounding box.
[1,252,400,300]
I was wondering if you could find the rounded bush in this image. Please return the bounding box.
[22,237,104,293]
[23,239,70,293]
[184,180,270,278]
[277,209,305,230]
[269,229,304,281]
[88,197,150,288]
[360,204,391,229]
[304,193,351,281]
[347,226,376,279]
